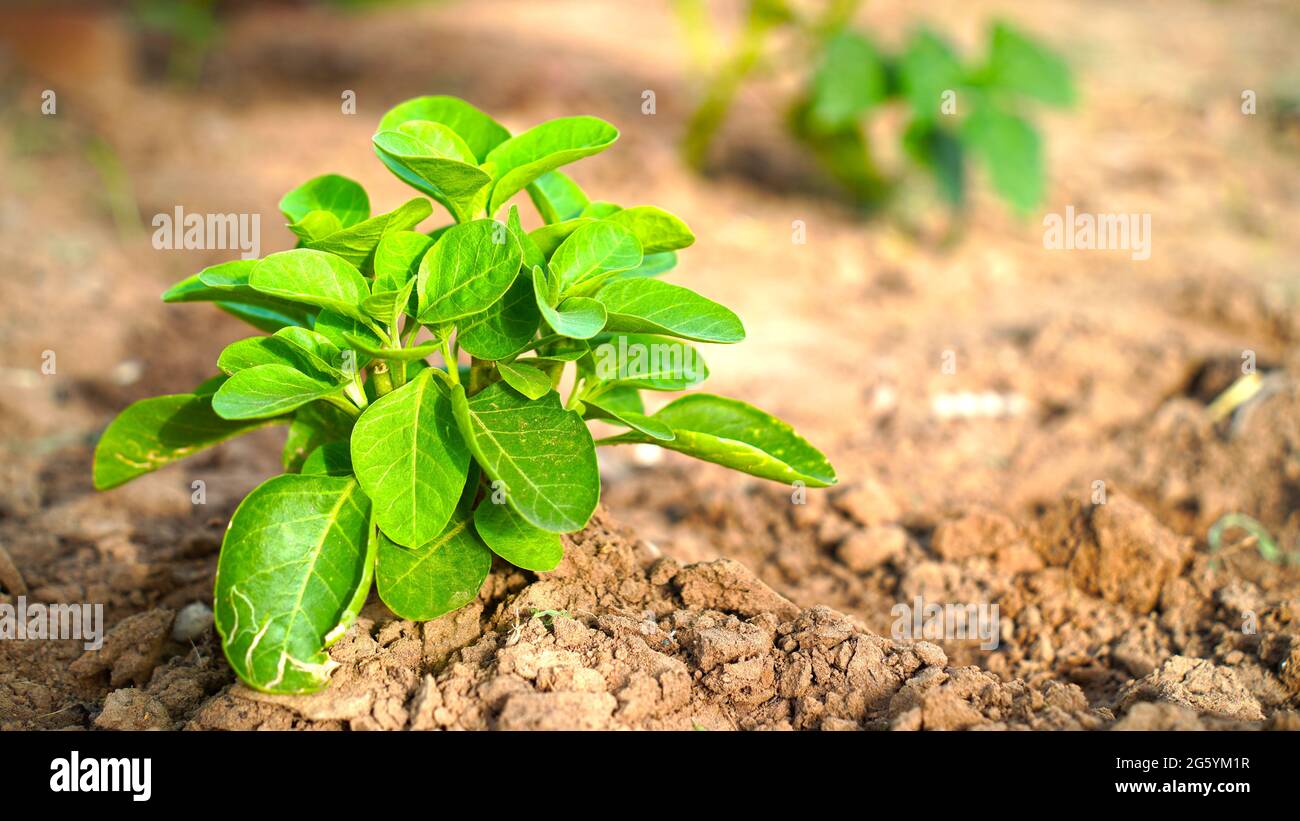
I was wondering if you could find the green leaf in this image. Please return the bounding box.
[528,217,594,260]
[307,198,433,270]
[301,441,354,476]
[580,201,622,218]
[214,474,373,694]
[93,391,274,490]
[377,95,512,163]
[527,170,590,223]
[902,119,965,206]
[581,398,674,441]
[600,394,836,487]
[962,105,1043,213]
[343,333,441,362]
[350,370,470,548]
[250,249,371,322]
[618,251,678,280]
[473,500,563,571]
[587,333,708,390]
[315,309,383,368]
[985,22,1074,107]
[283,400,357,471]
[288,210,344,244]
[417,218,522,324]
[218,328,347,384]
[450,382,599,533]
[212,364,343,420]
[360,278,417,332]
[596,279,745,343]
[484,116,619,217]
[163,261,315,333]
[604,206,695,254]
[551,220,642,295]
[373,124,492,223]
[809,30,887,131]
[899,29,965,121]
[496,361,553,399]
[374,512,491,621]
[506,203,545,270]
[458,275,539,360]
[279,174,369,228]
[373,230,433,293]
[533,266,607,340]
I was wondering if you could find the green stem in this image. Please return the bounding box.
[373,362,394,397]
[324,393,362,418]
[344,379,369,410]
[440,337,460,386]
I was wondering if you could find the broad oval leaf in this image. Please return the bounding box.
[212,364,342,420]
[473,500,563,571]
[250,249,371,321]
[551,220,642,294]
[961,106,1043,214]
[581,397,674,441]
[496,361,553,399]
[377,95,512,163]
[279,174,369,228]
[307,198,433,269]
[985,23,1075,107]
[288,210,344,244]
[596,279,744,343]
[214,474,373,694]
[458,274,540,360]
[604,206,695,254]
[163,260,315,333]
[375,513,491,620]
[809,30,887,131]
[587,333,708,390]
[600,394,837,487]
[485,116,619,217]
[417,219,522,324]
[450,382,599,533]
[301,441,354,476]
[533,266,606,340]
[93,390,275,490]
[529,217,594,260]
[350,370,470,547]
[373,230,433,294]
[283,400,357,471]
[527,170,590,224]
[373,124,491,223]
[219,327,347,384]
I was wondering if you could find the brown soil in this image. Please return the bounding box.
[2,0,1300,730]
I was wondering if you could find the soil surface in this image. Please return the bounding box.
[2,0,1299,730]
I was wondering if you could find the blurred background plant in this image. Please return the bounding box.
[676,0,1076,218]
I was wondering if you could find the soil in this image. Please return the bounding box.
[2,0,1299,731]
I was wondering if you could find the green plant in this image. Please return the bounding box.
[92,95,836,694]
[678,0,1075,215]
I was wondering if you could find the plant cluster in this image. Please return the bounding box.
[93,95,836,694]
[678,0,1075,214]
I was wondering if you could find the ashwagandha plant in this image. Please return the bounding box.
[677,0,1075,215]
[92,95,837,694]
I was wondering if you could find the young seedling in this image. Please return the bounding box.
[93,95,836,694]
[678,0,1075,214]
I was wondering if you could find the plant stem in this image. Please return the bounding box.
[440,337,460,386]
[344,379,369,409]
[373,362,394,397]
[324,394,362,418]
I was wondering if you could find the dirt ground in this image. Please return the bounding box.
[1,0,1299,730]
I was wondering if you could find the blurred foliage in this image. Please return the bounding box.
[678,0,1076,216]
